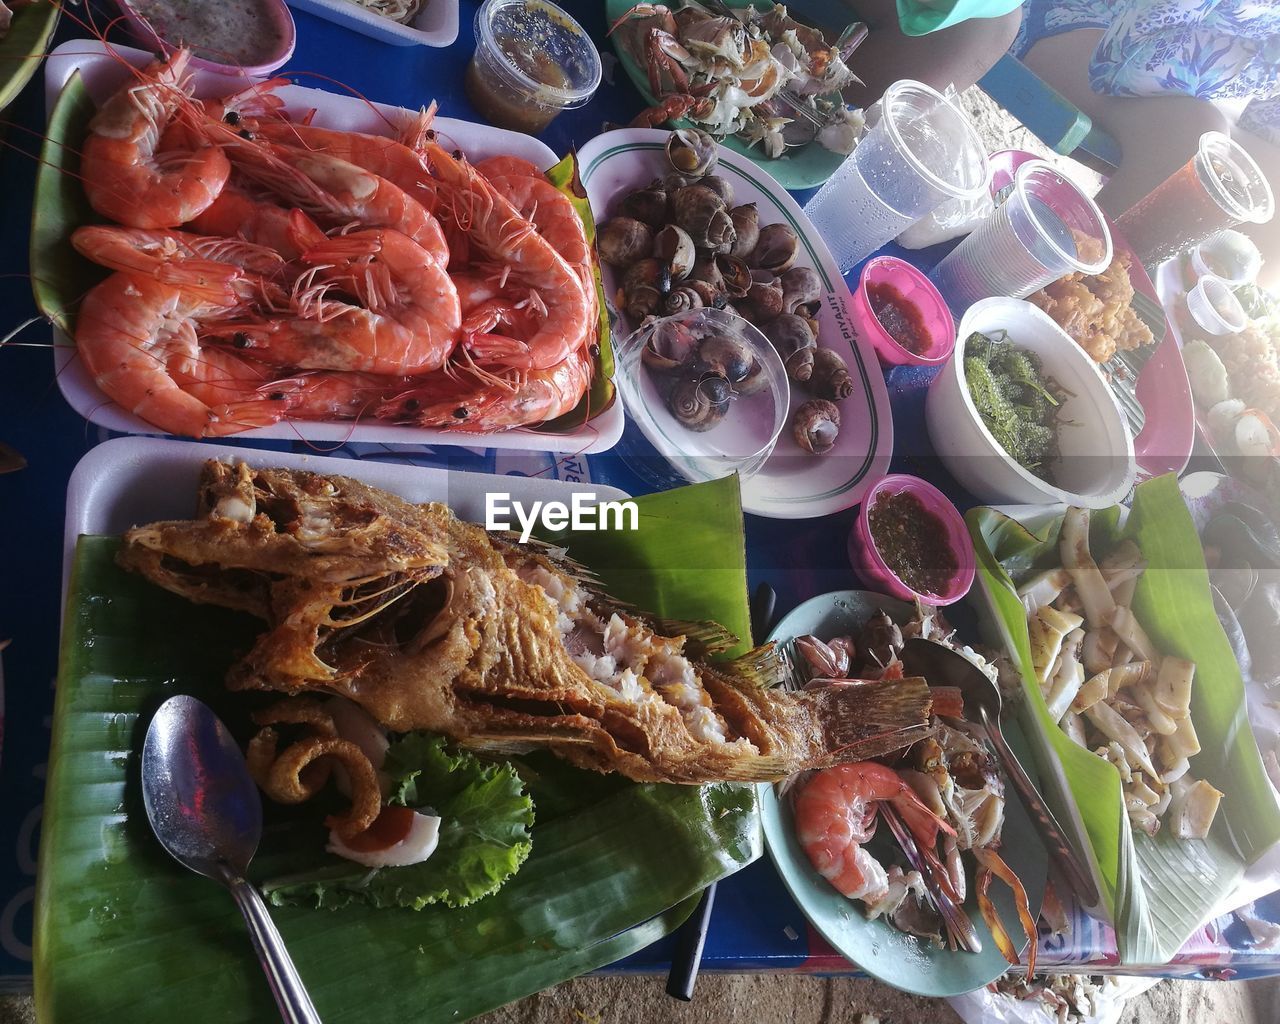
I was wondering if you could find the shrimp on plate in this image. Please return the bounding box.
[223,227,462,376]
[81,50,231,229]
[379,344,593,431]
[425,142,591,370]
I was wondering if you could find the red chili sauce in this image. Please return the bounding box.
[867,490,958,596]
[867,282,931,356]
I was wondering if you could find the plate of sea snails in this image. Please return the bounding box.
[578,127,894,519]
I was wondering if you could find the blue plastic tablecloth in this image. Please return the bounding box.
[2,1,1278,990]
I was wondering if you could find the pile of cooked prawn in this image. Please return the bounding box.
[69,50,599,438]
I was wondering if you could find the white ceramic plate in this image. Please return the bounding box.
[286,0,457,48]
[43,40,621,455]
[63,436,629,606]
[576,129,894,520]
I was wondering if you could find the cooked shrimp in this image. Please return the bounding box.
[379,345,592,430]
[187,187,320,261]
[225,228,461,376]
[75,270,282,437]
[794,762,954,902]
[81,50,231,228]
[474,155,544,180]
[71,224,286,279]
[203,122,449,261]
[253,121,440,215]
[426,142,590,370]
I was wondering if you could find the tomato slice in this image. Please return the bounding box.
[339,805,417,852]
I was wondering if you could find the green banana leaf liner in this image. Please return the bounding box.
[967,473,1280,964]
[0,0,59,114]
[38,475,759,1023]
[29,75,614,433]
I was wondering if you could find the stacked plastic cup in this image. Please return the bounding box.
[802,80,989,273]
[929,160,1112,314]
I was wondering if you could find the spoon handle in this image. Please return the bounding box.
[982,711,1101,909]
[225,872,324,1024]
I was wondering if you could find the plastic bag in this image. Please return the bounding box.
[947,975,1159,1024]
[896,188,993,249]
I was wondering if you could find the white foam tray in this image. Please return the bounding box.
[63,436,629,606]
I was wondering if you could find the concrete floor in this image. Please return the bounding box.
[6,973,1266,1024]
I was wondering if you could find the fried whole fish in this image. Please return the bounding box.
[119,461,936,783]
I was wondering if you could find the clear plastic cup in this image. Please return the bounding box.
[1186,275,1247,336]
[1117,132,1274,268]
[802,80,989,272]
[465,0,601,136]
[929,160,1112,314]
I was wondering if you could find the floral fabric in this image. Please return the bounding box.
[1011,0,1280,143]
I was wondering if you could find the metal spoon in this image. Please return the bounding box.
[142,695,323,1024]
[901,638,1101,909]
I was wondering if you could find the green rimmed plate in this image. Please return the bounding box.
[758,590,1048,996]
[604,0,849,190]
[577,129,893,519]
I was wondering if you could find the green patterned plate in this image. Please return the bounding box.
[758,590,1048,997]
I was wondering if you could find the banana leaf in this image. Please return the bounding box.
[967,474,1280,963]
[536,151,616,433]
[30,70,99,336]
[38,477,760,1023]
[0,0,58,113]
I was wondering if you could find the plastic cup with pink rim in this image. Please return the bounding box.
[848,474,975,606]
[851,256,956,367]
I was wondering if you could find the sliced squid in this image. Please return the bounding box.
[1059,507,1116,629]
[1168,777,1224,840]
[1154,658,1195,720]
[1018,568,1072,616]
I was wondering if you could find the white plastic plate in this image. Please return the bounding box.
[43,41,621,454]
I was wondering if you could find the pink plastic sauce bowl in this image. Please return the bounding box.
[851,256,956,368]
[848,474,976,606]
[113,0,297,77]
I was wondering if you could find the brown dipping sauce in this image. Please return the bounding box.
[867,281,930,356]
[868,489,958,596]
[466,32,572,135]
[129,0,286,66]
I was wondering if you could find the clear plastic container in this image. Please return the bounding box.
[1186,274,1248,336]
[466,0,600,136]
[930,159,1112,314]
[615,308,789,488]
[1190,230,1263,286]
[802,80,988,272]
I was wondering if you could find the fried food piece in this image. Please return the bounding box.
[120,461,938,785]
[1028,250,1152,362]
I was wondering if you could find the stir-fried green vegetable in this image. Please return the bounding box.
[965,330,1064,478]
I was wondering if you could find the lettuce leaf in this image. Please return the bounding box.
[262,735,534,911]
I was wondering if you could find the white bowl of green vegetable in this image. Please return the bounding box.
[926,297,1136,509]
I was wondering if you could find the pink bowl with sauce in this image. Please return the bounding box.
[848,474,975,606]
[852,256,956,368]
[113,0,296,76]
